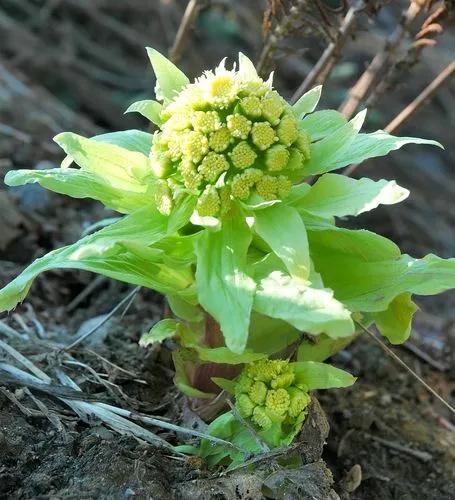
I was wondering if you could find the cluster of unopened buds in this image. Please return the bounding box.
[235,359,311,433]
[150,62,311,217]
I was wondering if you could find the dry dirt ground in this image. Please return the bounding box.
[1,1,454,498]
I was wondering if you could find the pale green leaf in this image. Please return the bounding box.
[312,252,455,312]
[254,272,355,338]
[247,312,300,355]
[146,47,189,103]
[307,221,401,262]
[211,377,237,394]
[292,86,322,118]
[254,204,310,280]
[0,208,193,312]
[297,334,357,362]
[4,168,153,215]
[140,318,182,346]
[125,100,163,126]
[328,130,443,171]
[302,110,366,176]
[373,293,418,344]
[92,130,153,155]
[167,294,203,322]
[196,347,265,364]
[292,361,356,390]
[54,132,152,191]
[172,350,216,400]
[297,174,409,218]
[195,217,256,354]
[300,110,347,141]
[238,52,258,80]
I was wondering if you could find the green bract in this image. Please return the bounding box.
[1,49,454,393]
[197,358,356,468]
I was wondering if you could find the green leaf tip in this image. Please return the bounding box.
[146,47,189,103]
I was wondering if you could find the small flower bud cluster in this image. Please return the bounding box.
[235,359,311,434]
[150,61,311,217]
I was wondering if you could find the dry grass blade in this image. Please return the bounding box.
[64,287,140,351]
[356,322,455,414]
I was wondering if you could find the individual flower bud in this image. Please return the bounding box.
[165,110,192,131]
[231,168,263,200]
[226,113,252,139]
[150,150,173,178]
[256,174,279,200]
[196,185,220,217]
[286,148,304,171]
[266,388,290,415]
[294,130,311,160]
[277,176,292,198]
[229,141,257,170]
[236,373,253,394]
[252,406,272,430]
[287,388,311,418]
[249,381,268,405]
[261,91,285,125]
[251,122,277,150]
[271,371,295,389]
[183,131,209,163]
[198,152,229,182]
[154,180,173,216]
[265,144,290,172]
[204,73,238,107]
[237,394,254,418]
[191,111,221,133]
[239,96,262,118]
[277,114,299,146]
[209,126,232,152]
[179,160,202,190]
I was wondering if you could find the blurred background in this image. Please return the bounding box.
[0,1,454,497]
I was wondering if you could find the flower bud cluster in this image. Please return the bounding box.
[235,359,311,433]
[150,62,311,217]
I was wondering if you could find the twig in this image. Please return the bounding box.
[0,338,51,382]
[291,0,365,104]
[364,433,433,462]
[385,61,455,133]
[343,61,454,176]
[64,287,140,351]
[356,322,455,414]
[169,0,204,64]
[65,276,107,312]
[227,399,270,453]
[402,339,449,372]
[339,1,425,119]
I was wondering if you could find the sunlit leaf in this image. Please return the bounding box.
[294,174,409,218]
[125,100,163,126]
[254,204,310,280]
[374,293,418,344]
[195,217,256,354]
[292,361,356,390]
[292,86,322,118]
[146,47,189,103]
[300,110,347,141]
[253,272,355,338]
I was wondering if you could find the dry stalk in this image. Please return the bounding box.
[340,0,429,119]
[169,0,206,63]
[344,61,455,175]
[257,0,336,76]
[291,0,365,104]
[366,0,453,108]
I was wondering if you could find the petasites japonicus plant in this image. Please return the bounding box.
[1,50,454,464]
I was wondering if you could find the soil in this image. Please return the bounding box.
[1,1,454,498]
